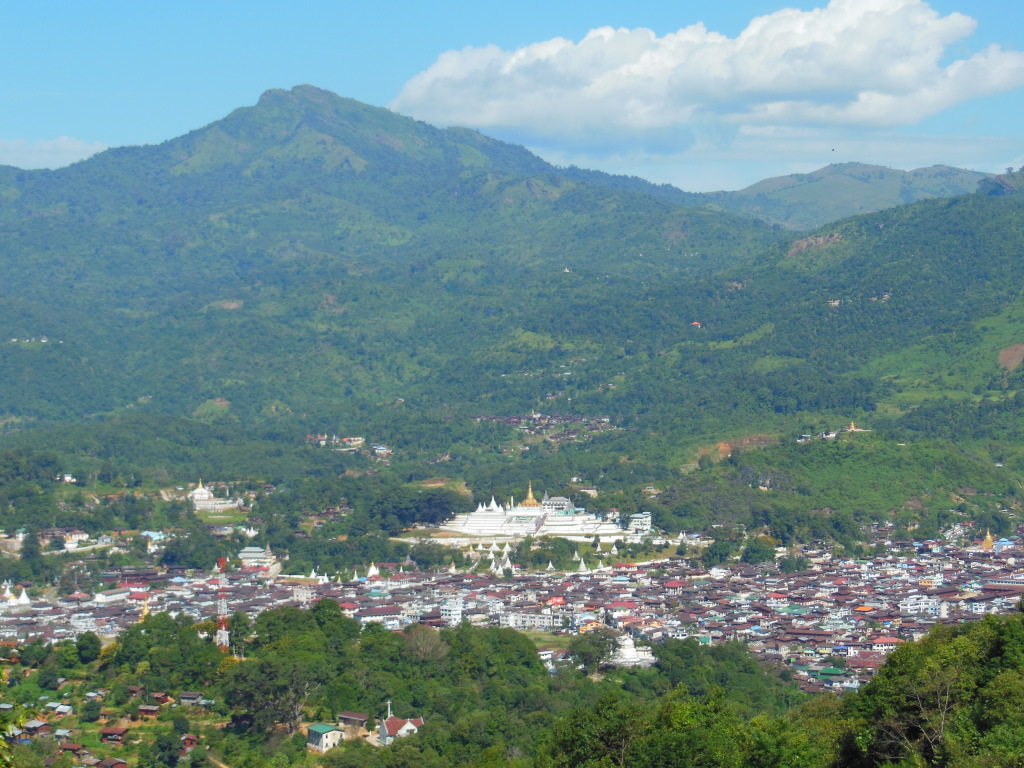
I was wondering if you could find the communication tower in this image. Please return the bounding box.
[215,556,230,652]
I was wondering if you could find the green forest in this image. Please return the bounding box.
[0,87,1023,497]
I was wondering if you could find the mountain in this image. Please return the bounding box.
[557,162,991,230]
[1,85,1024,493]
[702,162,993,230]
[0,85,782,428]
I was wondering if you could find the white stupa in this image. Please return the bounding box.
[609,635,656,667]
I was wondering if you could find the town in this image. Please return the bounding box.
[2,464,1024,765]
[3,506,1022,700]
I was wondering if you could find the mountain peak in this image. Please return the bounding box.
[259,84,336,104]
[256,84,364,113]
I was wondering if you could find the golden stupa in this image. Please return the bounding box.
[520,481,542,508]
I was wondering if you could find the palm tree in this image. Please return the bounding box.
[0,704,36,768]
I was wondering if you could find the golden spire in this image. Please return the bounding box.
[521,482,541,507]
[983,529,994,550]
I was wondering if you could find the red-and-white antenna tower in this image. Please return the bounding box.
[215,556,230,652]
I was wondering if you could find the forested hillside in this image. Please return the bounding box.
[1,86,1024,500]
[0,85,782,429]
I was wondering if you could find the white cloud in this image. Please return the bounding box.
[391,0,1024,143]
[0,136,106,169]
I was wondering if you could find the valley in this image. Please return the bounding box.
[3,85,1024,768]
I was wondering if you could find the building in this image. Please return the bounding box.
[306,724,343,753]
[439,597,464,626]
[440,483,624,541]
[378,702,424,746]
[237,546,278,570]
[628,512,653,536]
[189,480,242,513]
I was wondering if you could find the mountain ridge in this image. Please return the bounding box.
[0,85,1022,489]
[1,85,990,231]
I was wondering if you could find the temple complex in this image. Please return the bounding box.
[439,483,625,541]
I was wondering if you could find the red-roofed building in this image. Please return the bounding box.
[378,703,424,746]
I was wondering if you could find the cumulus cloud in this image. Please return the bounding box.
[391,0,1024,143]
[0,136,107,169]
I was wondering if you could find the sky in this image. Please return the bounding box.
[2,0,1023,191]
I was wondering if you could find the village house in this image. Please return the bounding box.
[306,723,344,753]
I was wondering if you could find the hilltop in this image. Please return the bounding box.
[556,162,990,230]
[701,162,992,229]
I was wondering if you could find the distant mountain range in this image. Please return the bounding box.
[1,85,1022,488]
[704,162,993,229]
[565,162,992,230]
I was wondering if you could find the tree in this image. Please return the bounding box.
[142,729,181,768]
[548,692,649,768]
[403,624,450,663]
[742,537,776,565]
[75,631,102,664]
[227,610,252,640]
[702,538,736,567]
[36,667,60,691]
[0,705,36,768]
[224,654,323,734]
[568,629,618,674]
[80,700,101,722]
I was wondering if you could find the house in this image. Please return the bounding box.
[338,711,370,730]
[355,604,404,629]
[22,720,51,736]
[378,702,424,746]
[178,691,203,707]
[306,723,343,753]
[180,734,199,756]
[100,727,129,743]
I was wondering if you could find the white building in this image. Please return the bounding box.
[306,724,343,753]
[440,597,463,626]
[628,512,652,536]
[440,484,624,541]
[237,546,279,573]
[189,480,242,513]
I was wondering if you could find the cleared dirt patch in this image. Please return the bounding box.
[786,232,841,257]
[998,343,1024,370]
[700,434,779,461]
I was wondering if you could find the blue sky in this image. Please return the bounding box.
[2,0,1022,190]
